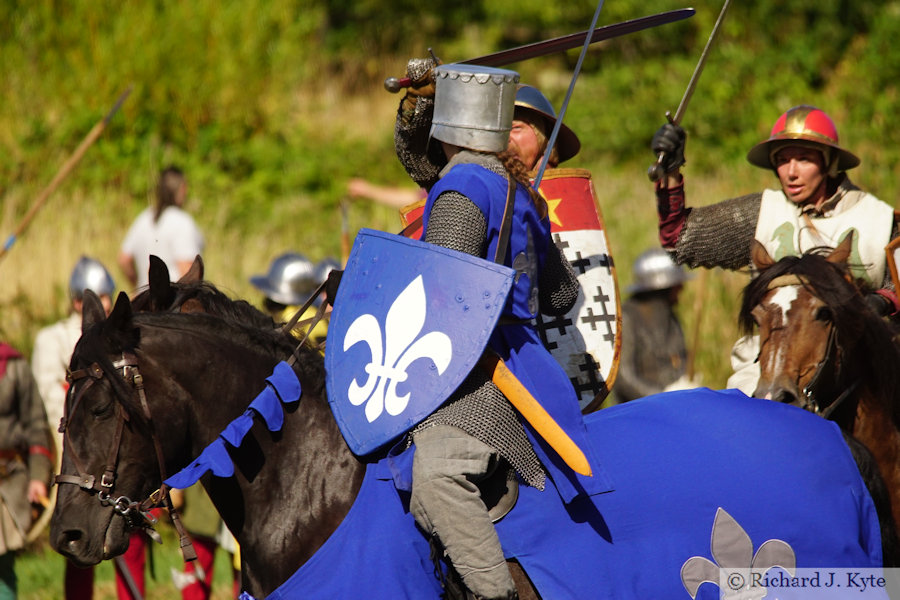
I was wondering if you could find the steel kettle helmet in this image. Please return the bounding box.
[250,252,318,306]
[746,105,859,175]
[430,64,519,153]
[69,256,116,300]
[627,248,693,294]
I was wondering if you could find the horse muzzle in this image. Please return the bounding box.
[51,504,128,566]
[753,378,804,408]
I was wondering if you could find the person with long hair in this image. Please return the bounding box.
[118,166,205,291]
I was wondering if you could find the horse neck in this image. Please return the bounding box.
[143,324,366,596]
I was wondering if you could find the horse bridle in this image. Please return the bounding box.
[57,351,196,559]
[763,275,860,419]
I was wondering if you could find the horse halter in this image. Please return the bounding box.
[763,274,859,418]
[57,351,197,559]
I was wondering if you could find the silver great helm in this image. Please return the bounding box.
[627,248,694,294]
[250,252,318,306]
[429,64,519,153]
[515,84,581,163]
[69,256,116,300]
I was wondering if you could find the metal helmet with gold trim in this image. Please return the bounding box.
[746,105,859,175]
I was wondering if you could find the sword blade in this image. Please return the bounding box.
[648,0,731,181]
[672,0,732,124]
[462,8,695,67]
[383,9,695,92]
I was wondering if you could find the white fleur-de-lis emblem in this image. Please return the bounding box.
[681,508,796,600]
[343,275,453,423]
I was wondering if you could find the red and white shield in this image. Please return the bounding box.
[536,168,620,413]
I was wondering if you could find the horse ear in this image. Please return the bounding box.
[750,240,775,271]
[827,231,854,266]
[178,255,204,284]
[148,256,176,311]
[106,291,134,331]
[81,290,106,333]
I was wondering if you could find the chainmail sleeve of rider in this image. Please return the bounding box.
[394,96,446,191]
[422,192,488,256]
[539,241,579,316]
[674,193,762,271]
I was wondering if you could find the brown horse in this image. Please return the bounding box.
[741,235,900,537]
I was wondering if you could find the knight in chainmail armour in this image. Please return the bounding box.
[651,106,900,394]
[392,61,600,600]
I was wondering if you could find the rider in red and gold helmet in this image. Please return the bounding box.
[649,105,899,394]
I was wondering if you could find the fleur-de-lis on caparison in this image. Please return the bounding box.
[681,507,795,600]
[343,275,453,423]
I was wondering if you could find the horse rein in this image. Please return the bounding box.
[763,274,860,418]
[57,351,197,560]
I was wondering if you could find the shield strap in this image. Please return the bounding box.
[493,175,516,264]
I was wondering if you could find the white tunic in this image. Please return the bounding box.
[120,205,205,289]
[754,187,893,285]
[31,312,82,458]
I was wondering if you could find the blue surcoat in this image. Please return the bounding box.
[425,163,611,500]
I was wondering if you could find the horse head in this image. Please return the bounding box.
[50,290,195,566]
[50,282,360,595]
[742,232,887,417]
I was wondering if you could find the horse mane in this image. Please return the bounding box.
[74,308,328,423]
[740,250,900,426]
[131,280,278,331]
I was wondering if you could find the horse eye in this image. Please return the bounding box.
[814,306,833,322]
[89,397,115,417]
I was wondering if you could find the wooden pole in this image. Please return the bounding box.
[0,86,132,264]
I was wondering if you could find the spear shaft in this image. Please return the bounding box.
[0,86,132,263]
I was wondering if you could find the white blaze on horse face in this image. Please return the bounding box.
[762,286,800,398]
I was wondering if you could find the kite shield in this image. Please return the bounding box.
[325,228,514,455]
[536,168,621,413]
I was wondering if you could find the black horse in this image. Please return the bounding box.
[51,280,887,598]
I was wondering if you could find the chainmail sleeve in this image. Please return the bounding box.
[394,95,446,191]
[539,241,579,316]
[674,193,762,270]
[422,192,488,256]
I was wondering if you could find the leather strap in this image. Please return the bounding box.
[493,175,517,265]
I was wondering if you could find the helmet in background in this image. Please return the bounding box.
[250,252,318,306]
[69,256,116,301]
[315,257,341,285]
[628,248,693,294]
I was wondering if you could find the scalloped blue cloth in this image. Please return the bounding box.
[164,361,301,489]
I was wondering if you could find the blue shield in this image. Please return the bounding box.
[325,228,514,455]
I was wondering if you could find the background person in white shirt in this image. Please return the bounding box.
[118,165,204,291]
